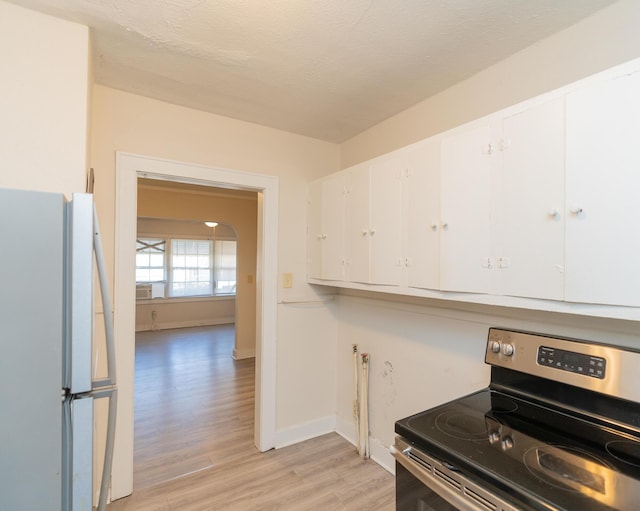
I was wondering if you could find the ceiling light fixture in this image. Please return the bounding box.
[204,221,218,227]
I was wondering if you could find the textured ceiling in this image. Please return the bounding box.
[9,0,616,142]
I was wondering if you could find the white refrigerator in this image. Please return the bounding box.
[0,188,117,511]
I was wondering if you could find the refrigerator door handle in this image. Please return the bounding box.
[93,202,117,388]
[91,200,118,511]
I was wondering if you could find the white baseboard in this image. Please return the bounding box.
[275,416,336,449]
[232,348,255,360]
[135,316,235,332]
[335,416,395,475]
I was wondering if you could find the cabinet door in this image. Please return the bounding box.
[346,163,371,284]
[497,97,565,300]
[307,179,323,279]
[565,70,640,306]
[322,173,346,281]
[440,123,493,293]
[406,137,441,290]
[369,153,404,285]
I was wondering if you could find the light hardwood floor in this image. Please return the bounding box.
[107,325,395,511]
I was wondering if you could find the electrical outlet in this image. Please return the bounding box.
[283,272,293,288]
[151,310,157,320]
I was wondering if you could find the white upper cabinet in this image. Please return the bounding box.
[496,97,565,300]
[307,178,323,280]
[323,172,348,281]
[440,98,565,299]
[368,153,405,285]
[345,162,371,284]
[406,137,441,291]
[308,58,640,315]
[307,171,347,281]
[440,122,493,294]
[346,156,404,285]
[565,69,640,306]
[343,141,440,288]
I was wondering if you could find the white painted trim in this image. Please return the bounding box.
[135,317,235,332]
[369,436,395,475]
[275,416,337,448]
[113,152,278,500]
[335,416,394,474]
[335,415,358,446]
[232,348,256,360]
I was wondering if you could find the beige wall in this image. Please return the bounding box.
[90,85,341,449]
[341,0,640,168]
[136,298,235,332]
[0,0,89,195]
[91,85,339,299]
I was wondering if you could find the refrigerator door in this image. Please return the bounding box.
[63,395,94,511]
[66,193,94,395]
[0,189,65,510]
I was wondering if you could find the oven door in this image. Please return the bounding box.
[393,437,519,511]
[396,461,461,511]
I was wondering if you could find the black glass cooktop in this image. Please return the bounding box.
[396,388,640,511]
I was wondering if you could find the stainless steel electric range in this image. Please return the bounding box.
[393,328,640,511]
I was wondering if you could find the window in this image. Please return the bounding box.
[136,239,166,282]
[171,239,213,297]
[136,237,237,297]
[214,240,237,294]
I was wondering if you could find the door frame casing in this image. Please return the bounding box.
[111,152,278,499]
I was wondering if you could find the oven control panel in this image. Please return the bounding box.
[485,328,640,402]
[537,346,606,379]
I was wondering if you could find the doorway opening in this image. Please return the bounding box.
[112,153,278,499]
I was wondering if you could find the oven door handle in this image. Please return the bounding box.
[393,437,520,511]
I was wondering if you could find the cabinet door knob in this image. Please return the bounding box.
[441,222,449,231]
[431,223,438,231]
[369,229,376,236]
[548,208,559,218]
[569,206,584,215]
[361,229,368,236]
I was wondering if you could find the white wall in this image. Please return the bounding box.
[0,0,89,195]
[90,85,341,496]
[334,0,640,473]
[334,293,640,471]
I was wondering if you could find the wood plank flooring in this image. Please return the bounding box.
[107,325,395,511]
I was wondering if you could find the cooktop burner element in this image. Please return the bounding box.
[435,410,493,441]
[522,445,611,493]
[395,328,640,511]
[606,440,640,467]
[489,395,518,414]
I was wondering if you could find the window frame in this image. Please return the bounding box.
[135,234,237,298]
